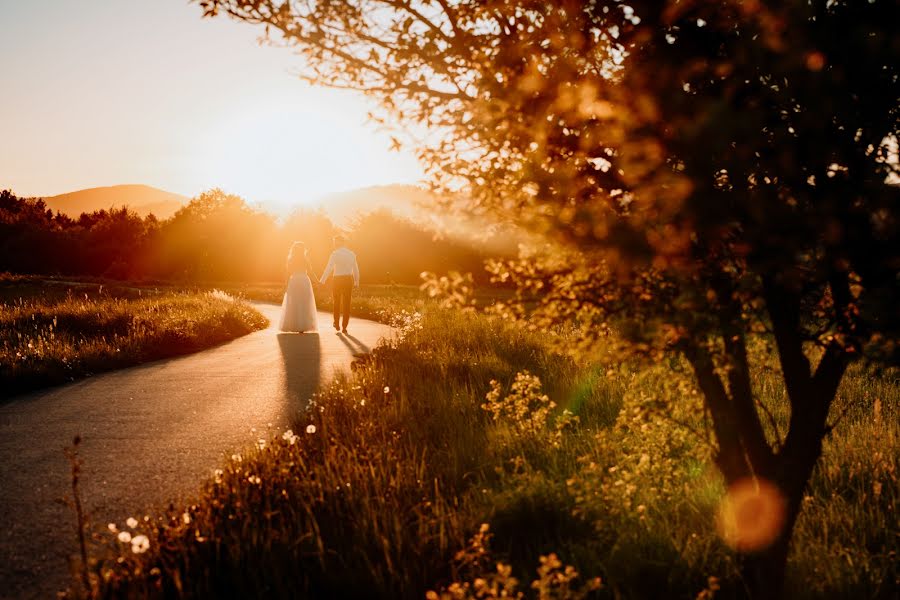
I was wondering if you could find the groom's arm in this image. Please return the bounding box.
[320,254,335,284]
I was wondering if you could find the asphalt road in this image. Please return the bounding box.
[0,303,392,599]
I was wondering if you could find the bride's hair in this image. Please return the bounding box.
[288,241,307,261]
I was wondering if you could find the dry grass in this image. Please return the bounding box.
[66,302,898,599]
[1,278,268,397]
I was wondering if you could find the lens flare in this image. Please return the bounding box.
[716,477,786,552]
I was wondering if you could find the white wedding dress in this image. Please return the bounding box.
[279,267,318,333]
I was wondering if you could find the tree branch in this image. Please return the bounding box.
[762,274,811,408]
[434,0,464,39]
[682,340,751,483]
[382,0,455,44]
[755,394,784,451]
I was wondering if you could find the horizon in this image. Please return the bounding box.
[0,1,424,210]
[32,180,421,208]
[22,181,430,227]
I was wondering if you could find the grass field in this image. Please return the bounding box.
[218,281,429,323]
[0,275,268,397]
[71,296,898,599]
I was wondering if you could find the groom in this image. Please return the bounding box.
[319,235,360,333]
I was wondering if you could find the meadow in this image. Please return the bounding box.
[0,275,268,397]
[218,281,427,323]
[68,293,898,599]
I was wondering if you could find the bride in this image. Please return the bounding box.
[279,241,318,332]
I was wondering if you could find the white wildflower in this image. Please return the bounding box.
[131,534,150,554]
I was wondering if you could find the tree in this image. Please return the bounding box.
[196,1,899,596]
[350,208,490,284]
[158,189,278,281]
[280,208,338,279]
[82,207,155,278]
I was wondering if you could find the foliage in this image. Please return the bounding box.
[0,188,503,284]
[0,279,267,396]
[71,305,897,599]
[219,280,513,324]
[154,189,281,281]
[195,1,900,594]
[352,208,488,283]
[427,525,602,600]
[217,282,428,322]
[0,190,157,278]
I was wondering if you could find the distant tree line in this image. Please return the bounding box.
[0,188,496,284]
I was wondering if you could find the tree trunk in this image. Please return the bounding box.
[740,533,791,600]
[737,486,804,600]
[736,276,852,599]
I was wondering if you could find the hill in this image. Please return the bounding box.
[43,184,188,219]
[318,184,433,226]
[317,184,521,257]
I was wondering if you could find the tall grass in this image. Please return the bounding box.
[1,280,268,397]
[74,306,898,599]
[219,282,427,322]
[220,281,510,323]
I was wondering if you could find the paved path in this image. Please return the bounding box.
[0,303,392,600]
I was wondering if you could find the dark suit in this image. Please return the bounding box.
[332,275,353,329]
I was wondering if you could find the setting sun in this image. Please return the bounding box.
[188,86,423,212]
[0,1,422,209]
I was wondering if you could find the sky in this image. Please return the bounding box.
[0,0,424,211]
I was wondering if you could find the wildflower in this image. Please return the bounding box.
[126,517,138,528]
[118,531,132,543]
[232,454,242,463]
[208,289,234,302]
[182,513,191,525]
[107,523,117,533]
[131,534,150,554]
[257,439,266,450]
[383,386,390,394]
[282,429,298,445]
[306,424,316,434]
[214,469,224,484]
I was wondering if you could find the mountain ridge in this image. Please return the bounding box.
[43,184,189,219]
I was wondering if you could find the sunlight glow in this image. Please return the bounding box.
[188,89,422,212]
[0,2,423,209]
[717,477,787,552]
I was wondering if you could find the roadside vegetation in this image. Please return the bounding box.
[0,275,268,397]
[72,300,898,599]
[219,282,426,323]
[220,281,510,324]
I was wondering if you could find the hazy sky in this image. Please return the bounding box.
[0,0,424,210]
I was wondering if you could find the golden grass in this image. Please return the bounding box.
[68,303,898,599]
[1,279,268,397]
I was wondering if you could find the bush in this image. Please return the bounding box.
[1,283,268,396]
[73,306,898,599]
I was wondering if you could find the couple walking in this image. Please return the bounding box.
[279,235,360,334]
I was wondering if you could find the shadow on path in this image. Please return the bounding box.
[0,305,391,600]
[277,333,321,422]
[337,332,371,355]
